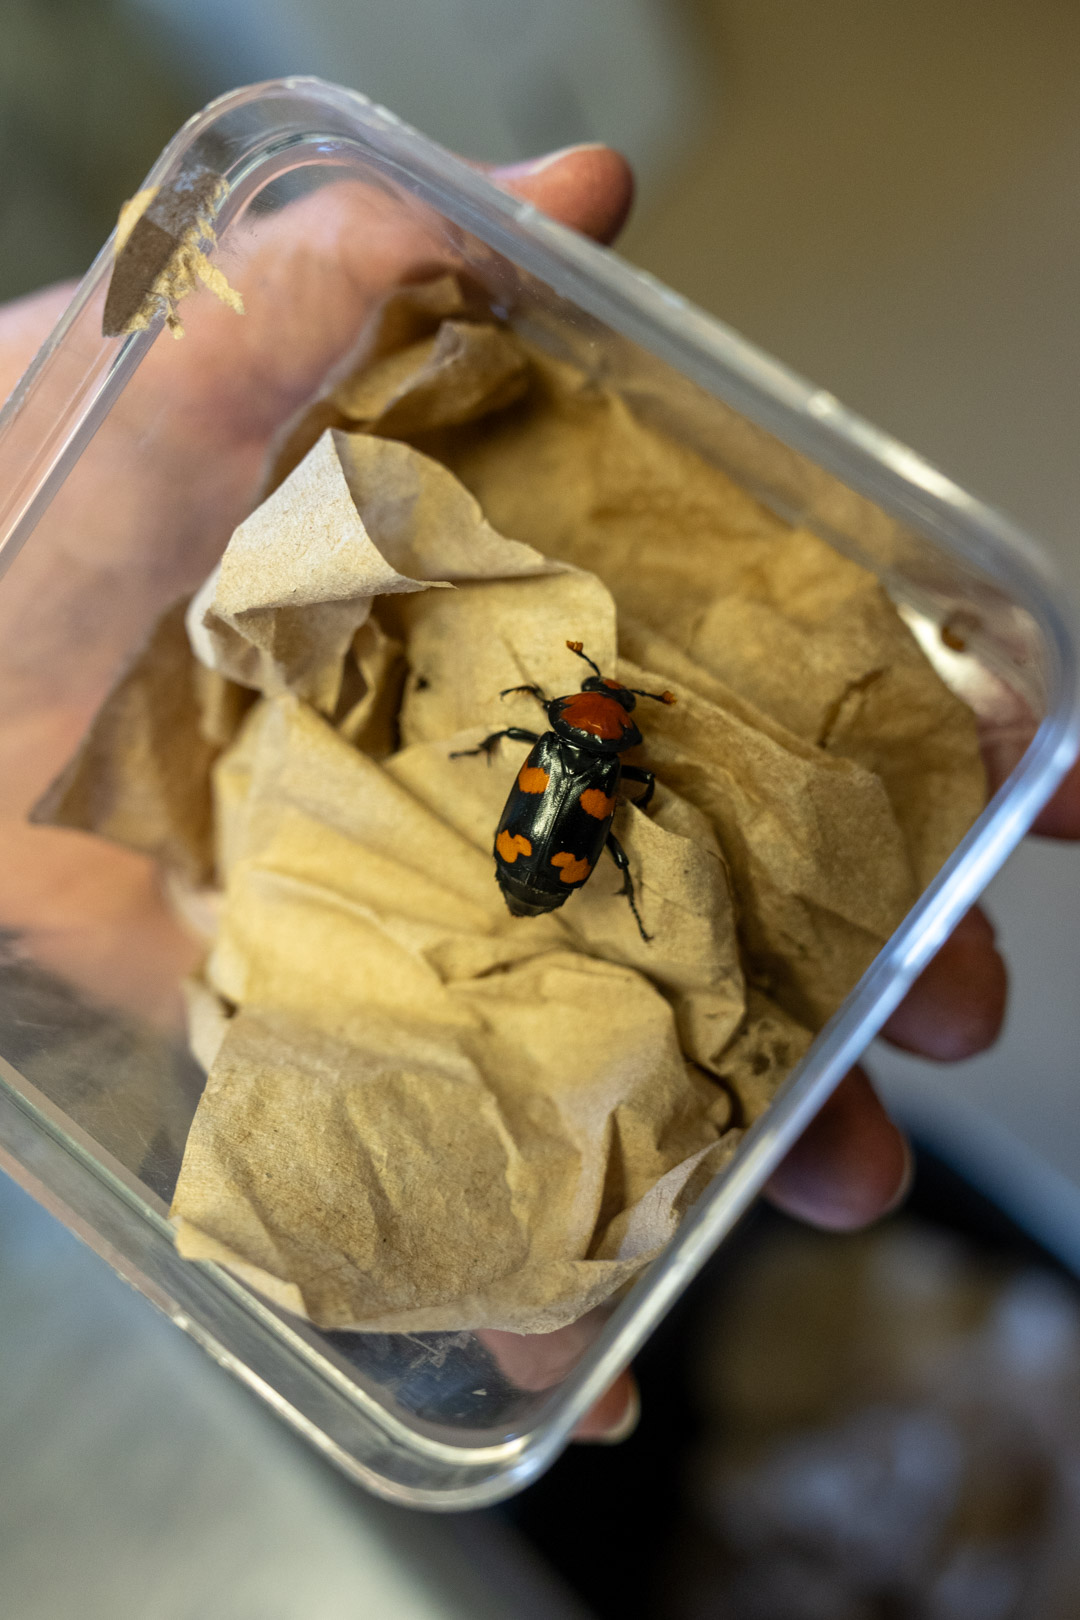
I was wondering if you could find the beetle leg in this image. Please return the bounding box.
[620,765,656,810]
[450,727,539,761]
[605,832,651,943]
[499,683,548,708]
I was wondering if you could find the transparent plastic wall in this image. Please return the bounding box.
[0,80,1076,1507]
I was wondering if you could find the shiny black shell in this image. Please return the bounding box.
[493,733,621,917]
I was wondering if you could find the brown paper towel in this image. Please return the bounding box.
[35,284,985,1332]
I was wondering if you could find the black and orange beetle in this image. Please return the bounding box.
[452,641,676,941]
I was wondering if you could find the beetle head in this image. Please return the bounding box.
[581,674,636,712]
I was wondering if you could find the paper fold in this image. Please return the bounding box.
[34,278,985,1333]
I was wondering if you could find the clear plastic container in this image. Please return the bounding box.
[0,78,1076,1510]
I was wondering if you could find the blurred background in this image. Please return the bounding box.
[3,0,1080,1614]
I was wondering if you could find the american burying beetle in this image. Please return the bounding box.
[451,641,676,941]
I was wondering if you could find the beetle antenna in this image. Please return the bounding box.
[629,687,677,705]
[565,640,604,680]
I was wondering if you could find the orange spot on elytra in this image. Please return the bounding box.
[551,851,591,884]
[518,763,550,793]
[496,830,532,863]
[560,692,627,740]
[580,788,615,819]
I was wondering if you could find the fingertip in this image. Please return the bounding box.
[881,905,1007,1061]
[880,1133,916,1217]
[1030,756,1080,839]
[490,144,635,244]
[765,1067,911,1231]
[985,743,1080,841]
[572,1369,640,1443]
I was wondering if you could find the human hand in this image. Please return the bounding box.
[763,766,1080,1236]
[0,140,1073,1443]
[0,146,633,1014]
[576,766,1080,1441]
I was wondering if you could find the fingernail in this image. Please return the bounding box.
[587,1382,641,1446]
[490,143,609,181]
[882,1136,915,1217]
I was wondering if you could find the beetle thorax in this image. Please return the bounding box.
[548,690,642,752]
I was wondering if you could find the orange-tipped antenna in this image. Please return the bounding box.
[630,686,677,705]
[566,640,604,680]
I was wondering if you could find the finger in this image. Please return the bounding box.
[0,280,77,401]
[881,903,1007,1061]
[583,1062,909,1433]
[151,144,635,449]
[1031,755,1080,840]
[765,1065,912,1230]
[487,144,635,245]
[572,1368,640,1443]
[983,727,1080,843]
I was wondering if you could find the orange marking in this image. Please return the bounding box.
[559,691,627,740]
[517,763,550,793]
[602,677,623,690]
[551,851,591,884]
[496,830,532,863]
[580,787,616,819]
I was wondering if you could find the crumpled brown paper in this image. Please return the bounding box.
[35,280,985,1332]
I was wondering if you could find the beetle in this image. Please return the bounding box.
[451,641,676,941]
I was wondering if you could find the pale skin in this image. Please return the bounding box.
[1,145,1076,1440]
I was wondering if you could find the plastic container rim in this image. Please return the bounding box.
[0,76,1077,1507]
